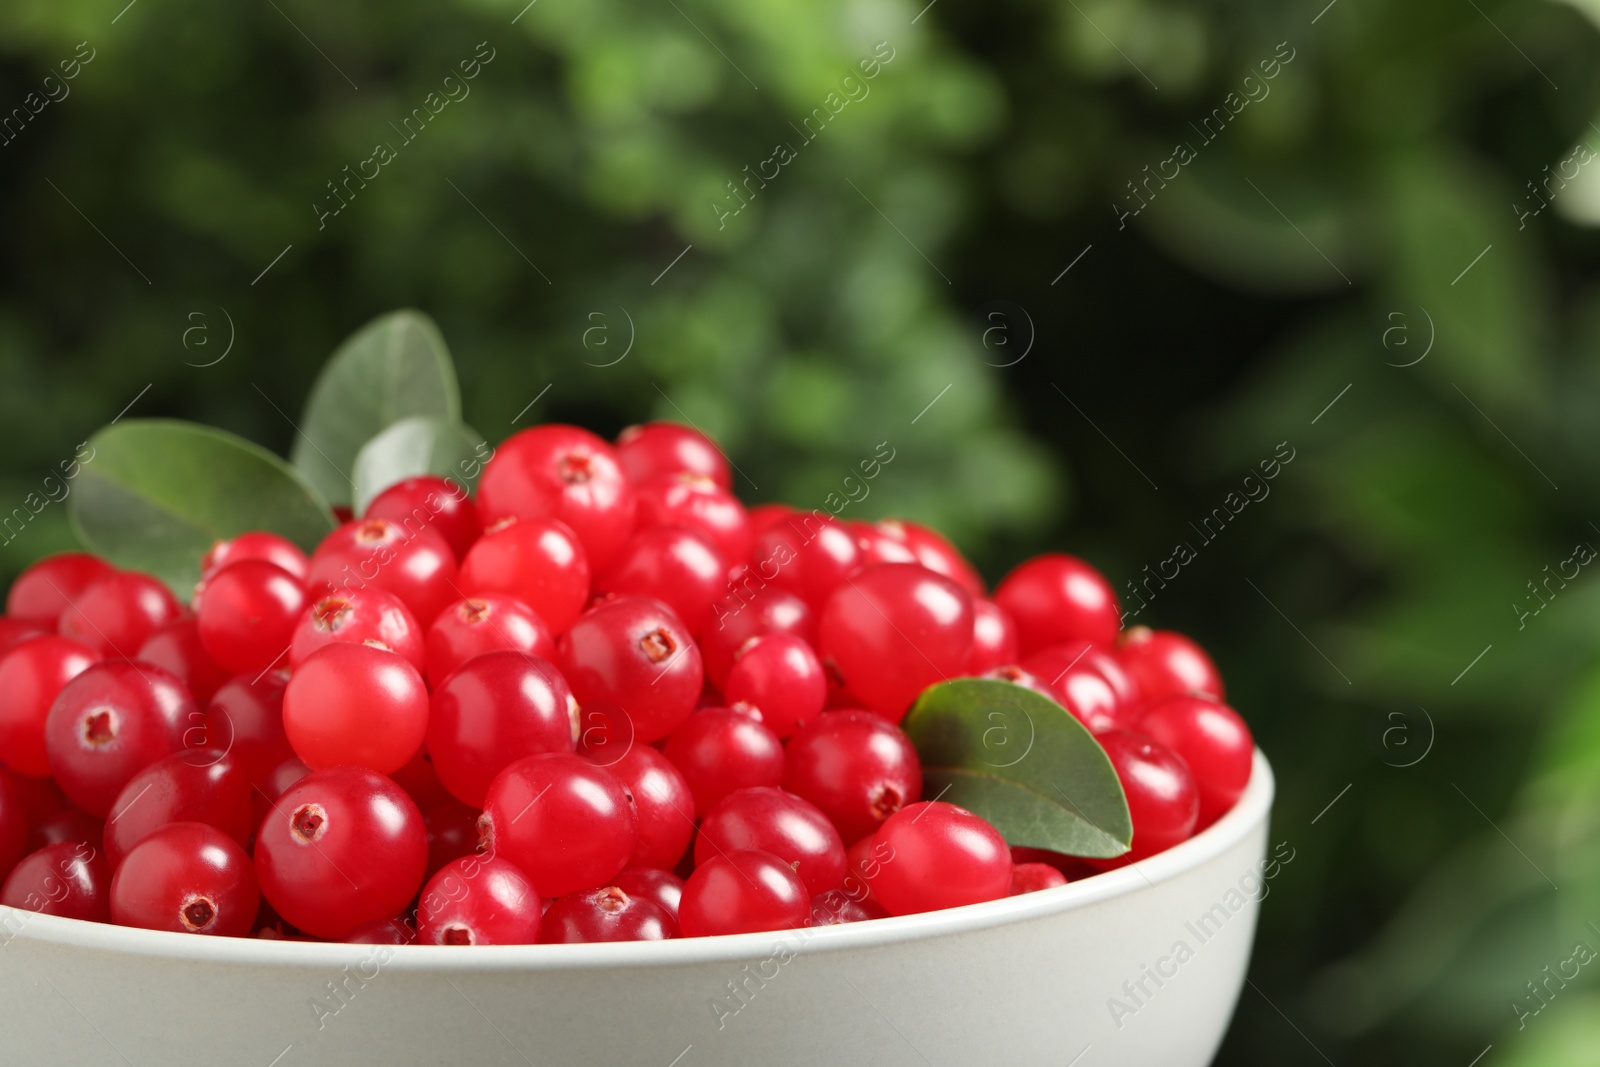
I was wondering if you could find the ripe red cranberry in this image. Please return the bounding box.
[205,672,293,787]
[201,531,310,584]
[290,587,424,671]
[1010,862,1068,895]
[1026,640,1141,709]
[874,520,985,598]
[4,766,66,826]
[802,889,873,926]
[841,833,892,914]
[602,745,695,870]
[1117,626,1224,704]
[255,766,428,939]
[1,841,110,921]
[0,635,98,777]
[745,504,794,541]
[60,571,183,658]
[782,710,922,845]
[749,514,861,611]
[700,585,814,690]
[679,848,808,937]
[103,753,254,869]
[27,807,103,855]
[8,553,117,627]
[723,633,825,738]
[137,620,230,705]
[427,650,578,806]
[459,516,590,635]
[817,563,974,721]
[573,699,637,767]
[1091,729,1199,865]
[0,617,44,653]
[477,424,636,571]
[695,787,845,896]
[424,595,555,689]
[850,520,919,567]
[479,753,636,898]
[1016,649,1123,733]
[662,708,785,818]
[283,643,428,775]
[596,525,726,636]
[540,885,676,942]
[1137,696,1252,826]
[0,771,28,878]
[44,661,199,817]
[424,799,481,878]
[995,554,1121,656]
[967,599,1019,675]
[308,518,459,627]
[871,801,1012,915]
[195,560,306,676]
[110,821,258,935]
[615,421,731,490]
[612,866,683,919]
[365,475,482,560]
[632,474,751,566]
[558,596,703,743]
[259,756,310,806]
[343,916,418,945]
[417,853,542,945]
[979,664,1059,701]
[390,748,452,812]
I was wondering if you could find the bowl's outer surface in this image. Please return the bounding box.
[0,752,1274,1067]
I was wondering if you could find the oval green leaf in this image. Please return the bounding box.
[351,417,489,513]
[290,309,461,507]
[902,678,1132,857]
[68,419,337,596]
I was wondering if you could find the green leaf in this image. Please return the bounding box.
[290,309,461,507]
[902,678,1132,857]
[351,416,489,513]
[68,419,338,595]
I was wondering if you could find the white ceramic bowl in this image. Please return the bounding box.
[0,751,1273,1067]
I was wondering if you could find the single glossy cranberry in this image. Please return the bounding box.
[1025,640,1141,710]
[967,599,1019,675]
[424,799,481,878]
[0,770,28,878]
[722,633,826,739]
[679,848,808,937]
[0,635,98,777]
[103,753,254,869]
[255,766,428,939]
[1117,626,1224,704]
[559,596,703,743]
[596,525,725,636]
[995,554,1121,656]
[662,708,784,818]
[136,620,230,705]
[7,553,116,626]
[477,425,636,571]
[749,514,861,611]
[459,516,590,635]
[428,650,578,806]
[283,643,428,775]
[1010,862,1068,894]
[479,753,636,898]
[695,787,844,896]
[700,585,814,690]
[782,710,922,845]
[874,520,985,599]
[871,801,1011,915]
[417,853,542,945]
[612,866,684,919]
[633,474,750,567]
[600,745,695,870]
[27,807,103,854]
[365,476,482,560]
[850,520,919,567]
[201,532,310,584]
[817,563,973,722]
[806,888,877,926]
[259,756,310,807]
[343,915,417,945]
[44,661,199,817]
[390,748,452,812]
[205,672,292,787]
[540,884,676,942]
[59,571,183,658]
[308,518,459,627]
[424,595,554,689]
[1,841,110,921]
[195,560,305,676]
[1137,696,1252,826]
[110,822,258,935]
[1092,729,1199,865]
[290,587,424,672]
[1017,649,1123,733]
[979,665,1059,702]
[615,421,732,490]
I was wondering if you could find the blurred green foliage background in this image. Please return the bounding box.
[4,0,1600,1062]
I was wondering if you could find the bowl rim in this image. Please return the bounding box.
[1,750,1274,971]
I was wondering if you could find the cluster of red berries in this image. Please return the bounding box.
[0,422,1253,944]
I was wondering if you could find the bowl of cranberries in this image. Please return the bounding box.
[0,418,1272,1067]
